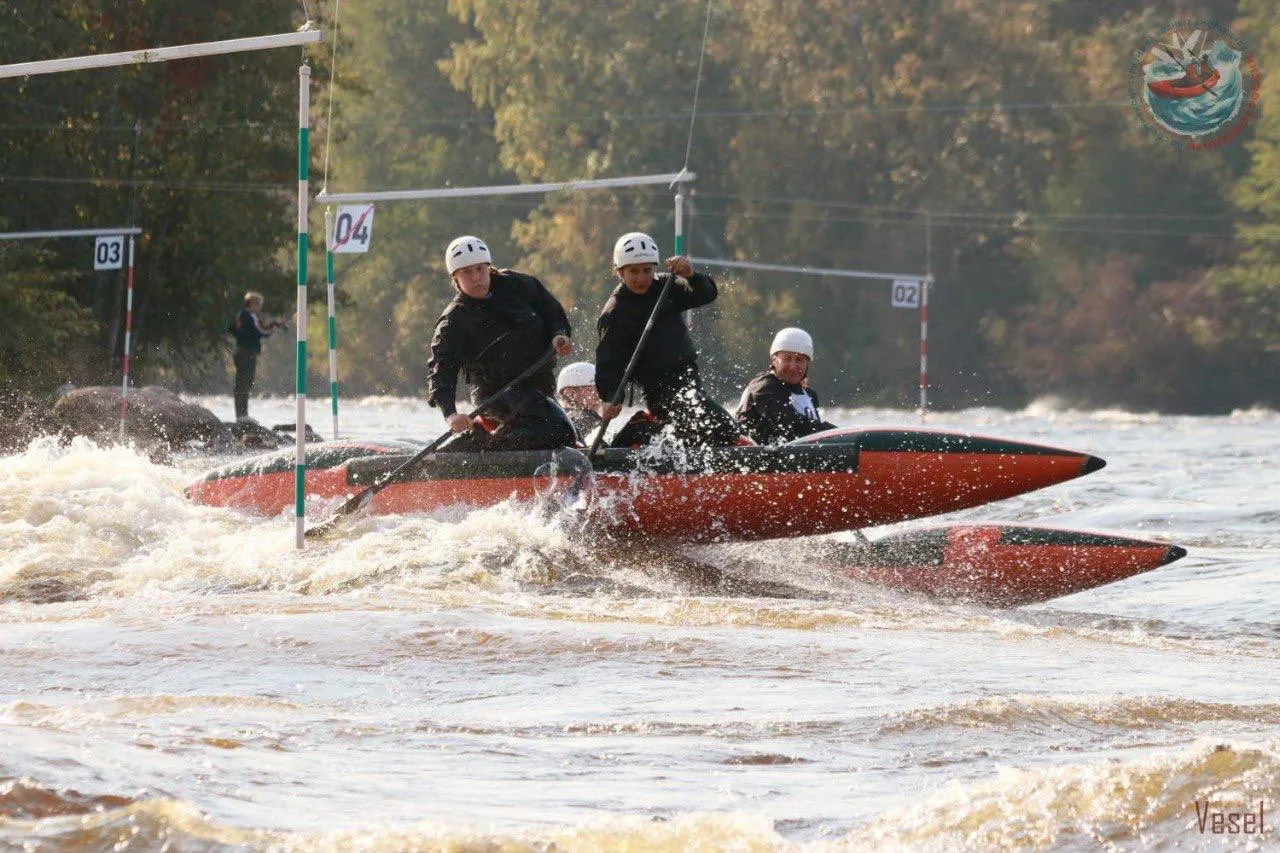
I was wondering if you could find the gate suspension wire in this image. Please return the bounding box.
[681,0,715,174]
[319,0,343,194]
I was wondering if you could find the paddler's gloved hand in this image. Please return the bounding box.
[664,256,694,291]
[552,334,573,356]
[446,413,472,433]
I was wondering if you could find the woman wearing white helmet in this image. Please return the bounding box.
[734,327,837,444]
[594,231,744,448]
[427,235,576,451]
[555,361,603,442]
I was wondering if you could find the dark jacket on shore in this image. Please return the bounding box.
[735,370,837,444]
[595,272,717,403]
[230,309,274,353]
[427,270,571,416]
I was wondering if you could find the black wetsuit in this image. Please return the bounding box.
[609,410,664,448]
[230,308,275,421]
[427,269,576,452]
[735,370,838,444]
[595,272,742,447]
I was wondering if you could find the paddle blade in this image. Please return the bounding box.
[303,488,373,539]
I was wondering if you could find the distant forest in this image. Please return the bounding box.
[1,0,1276,413]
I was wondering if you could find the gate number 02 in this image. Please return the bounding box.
[891,279,920,309]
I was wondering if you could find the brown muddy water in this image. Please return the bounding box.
[1,399,1276,850]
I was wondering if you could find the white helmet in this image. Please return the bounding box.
[556,361,596,393]
[770,327,814,359]
[613,232,660,268]
[445,235,492,274]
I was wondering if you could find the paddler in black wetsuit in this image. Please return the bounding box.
[734,327,838,444]
[427,235,576,452]
[594,232,745,448]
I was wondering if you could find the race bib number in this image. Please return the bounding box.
[94,235,125,270]
[332,205,374,253]
[891,279,920,309]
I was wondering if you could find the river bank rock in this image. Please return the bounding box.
[53,386,234,453]
[2,387,325,458]
[228,419,322,448]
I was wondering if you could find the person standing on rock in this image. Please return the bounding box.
[229,291,286,423]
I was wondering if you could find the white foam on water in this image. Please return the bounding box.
[848,738,1280,851]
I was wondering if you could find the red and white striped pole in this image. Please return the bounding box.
[920,211,932,421]
[118,235,136,438]
[918,276,930,419]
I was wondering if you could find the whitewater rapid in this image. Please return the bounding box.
[1,399,1276,850]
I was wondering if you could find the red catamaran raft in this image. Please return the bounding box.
[186,427,1106,543]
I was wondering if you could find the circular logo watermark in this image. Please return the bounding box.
[1130,20,1261,150]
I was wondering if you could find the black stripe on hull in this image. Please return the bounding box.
[192,428,1101,486]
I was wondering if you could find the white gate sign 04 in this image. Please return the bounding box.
[331,205,374,254]
[891,278,920,309]
[94,235,125,270]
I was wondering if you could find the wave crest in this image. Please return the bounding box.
[850,739,1280,850]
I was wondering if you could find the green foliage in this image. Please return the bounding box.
[0,252,99,394]
[315,0,521,394]
[1220,0,1280,361]
[0,0,307,390]
[445,0,730,346]
[1,0,1274,412]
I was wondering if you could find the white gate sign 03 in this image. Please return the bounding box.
[94,235,125,270]
[331,205,374,253]
[891,279,920,309]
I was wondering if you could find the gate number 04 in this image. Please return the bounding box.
[332,205,374,254]
[94,235,125,270]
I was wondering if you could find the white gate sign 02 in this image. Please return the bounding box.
[331,205,374,253]
[891,279,920,309]
[94,235,125,270]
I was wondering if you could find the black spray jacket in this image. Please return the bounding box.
[427,270,571,416]
[734,370,837,444]
[594,271,716,403]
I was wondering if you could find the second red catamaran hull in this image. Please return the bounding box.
[830,524,1186,606]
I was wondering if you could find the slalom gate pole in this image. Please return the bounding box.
[675,181,690,328]
[919,277,930,419]
[118,235,135,438]
[324,208,339,440]
[294,64,311,549]
[674,184,685,257]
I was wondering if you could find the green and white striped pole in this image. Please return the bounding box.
[674,183,685,258]
[675,181,690,328]
[294,63,311,549]
[324,208,340,440]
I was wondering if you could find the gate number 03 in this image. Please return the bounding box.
[94,235,125,270]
